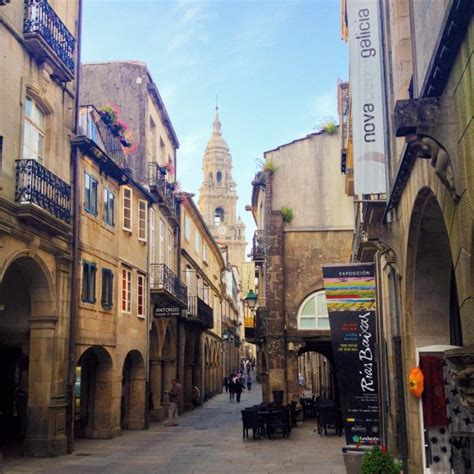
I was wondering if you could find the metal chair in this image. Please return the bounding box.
[241,409,260,439]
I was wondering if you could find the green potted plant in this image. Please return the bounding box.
[361,446,402,474]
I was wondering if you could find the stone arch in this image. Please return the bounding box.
[405,187,462,349]
[0,254,59,453]
[76,345,115,439]
[214,207,224,225]
[121,350,146,430]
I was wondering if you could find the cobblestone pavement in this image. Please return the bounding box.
[1,383,346,474]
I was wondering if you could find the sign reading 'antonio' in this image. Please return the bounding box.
[322,263,380,446]
[153,305,181,317]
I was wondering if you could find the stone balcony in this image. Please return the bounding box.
[23,0,75,82]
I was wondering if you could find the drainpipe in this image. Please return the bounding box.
[388,265,409,473]
[176,200,182,383]
[66,0,83,454]
[144,203,152,428]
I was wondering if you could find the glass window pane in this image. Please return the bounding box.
[299,317,316,329]
[25,96,33,118]
[316,292,329,316]
[301,296,315,316]
[317,317,330,329]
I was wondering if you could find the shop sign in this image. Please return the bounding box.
[322,263,380,446]
[154,305,181,317]
[347,0,386,195]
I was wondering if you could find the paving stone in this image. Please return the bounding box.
[1,383,346,473]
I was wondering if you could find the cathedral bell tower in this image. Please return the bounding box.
[198,107,246,270]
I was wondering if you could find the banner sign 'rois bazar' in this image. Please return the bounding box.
[322,263,380,446]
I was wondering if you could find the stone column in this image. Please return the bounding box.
[24,316,67,457]
[149,358,162,410]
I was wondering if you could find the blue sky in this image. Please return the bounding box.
[82,0,348,244]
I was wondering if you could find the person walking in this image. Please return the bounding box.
[223,376,229,393]
[246,372,252,391]
[234,376,245,403]
[164,378,181,426]
[228,375,236,402]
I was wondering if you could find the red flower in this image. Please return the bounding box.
[381,445,388,454]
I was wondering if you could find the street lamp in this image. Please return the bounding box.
[244,289,258,312]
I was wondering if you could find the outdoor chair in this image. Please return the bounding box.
[266,408,290,439]
[316,400,342,436]
[241,409,260,439]
[300,398,316,419]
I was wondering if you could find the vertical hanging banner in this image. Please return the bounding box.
[322,263,380,446]
[347,0,386,195]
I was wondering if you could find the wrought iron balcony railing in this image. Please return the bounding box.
[23,0,75,80]
[77,106,127,169]
[187,295,213,329]
[148,163,179,222]
[250,230,265,261]
[150,263,188,307]
[15,159,71,224]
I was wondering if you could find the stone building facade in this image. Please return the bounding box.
[0,0,79,456]
[79,61,186,423]
[178,194,235,408]
[71,106,152,438]
[249,130,354,404]
[342,1,474,471]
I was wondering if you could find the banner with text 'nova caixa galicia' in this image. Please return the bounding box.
[347,0,386,195]
[322,263,380,446]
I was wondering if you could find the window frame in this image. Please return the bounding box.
[195,231,201,255]
[23,96,46,163]
[159,218,165,263]
[297,290,330,330]
[84,171,98,216]
[149,208,156,265]
[202,242,207,263]
[122,187,132,232]
[101,268,114,309]
[184,213,191,241]
[103,187,115,227]
[121,268,132,313]
[167,229,173,267]
[81,261,97,304]
[137,273,146,318]
[138,199,147,242]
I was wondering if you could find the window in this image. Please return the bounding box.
[216,171,222,183]
[103,187,115,226]
[137,274,145,318]
[122,187,132,231]
[214,207,224,225]
[101,269,113,309]
[84,172,98,216]
[150,208,156,265]
[197,275,203,299]
[138,199,147,241]
[185,266,193,292]
[149,117,157,162]
[195,231,201,255]
[121,268,132,313]
[168,229,173,267]
[297,291,330,330]
[202,243,207,262]
[203,283,209,304]
[81,261,96,303]
[160,137,165,163]
[184,214,191,241]
[23,96,45,162]
[159,219,165,263]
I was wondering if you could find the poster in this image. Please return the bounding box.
[322,263,380,446]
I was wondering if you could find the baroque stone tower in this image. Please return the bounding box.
[199,107,246,272]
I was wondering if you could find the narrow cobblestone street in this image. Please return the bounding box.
[1,384,346,474]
